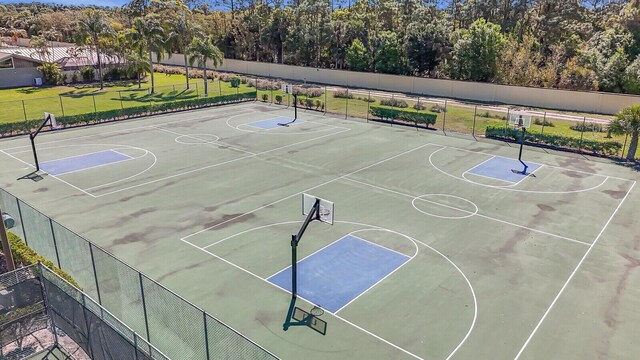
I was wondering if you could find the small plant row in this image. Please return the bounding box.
[5,231,80,289]
[369,106,437,126]
[0,92,256,137]
[292,86,324,98]
[533,118,555,127]
[570,121,607,133]
[485,126,622,156]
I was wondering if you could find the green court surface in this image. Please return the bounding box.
[0,102,638,360]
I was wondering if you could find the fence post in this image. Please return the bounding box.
[119,91,124,110]
[82,293,96,359]
[48,219,61,268]
[541,112,547,135]
[442,100,447,134]
[255,76,258,101]
[37,263,60,348]
[345,88,349,119]
[139,272,151,342]
[59,96,65,117]
[203,312,211,360]
[89,244,102,304]
[366,90,371,122]
[21,100,27,122]
[92,95,97,114]
[218,78,222,96]
[16,200,27,247]
[324,86,327,114]
[472,105,477,138]
[173,84,176,92]
[621,133,629,159]
[195,82,199,97]
[504,108,510,135]
[578,116,586,152]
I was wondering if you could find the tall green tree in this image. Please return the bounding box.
[167,11,203,89]
[76,9,112,90]
[372,31,406,74]
[129,16,166,93]
[447,18,506,81]
[609,104,640,160]
[188,36,223,96]
[345,38,369,71]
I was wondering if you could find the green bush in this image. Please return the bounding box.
[369,106,437,126]
[81,67,95,82]
[485,126,622,156]
[413,103,426,111]
[261,93,269,102]
[380,98,408,108]
[333,90,352,99]
[275,94,283,104]
[533,118,555,127]
[6,232,80,289]
[0,93,256,137]
[37,63,65,85]
[230,77,241,88]
[570,121,606,132]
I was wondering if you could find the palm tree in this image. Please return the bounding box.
[167,12,203,90]
[76,9,112,90]
[609,104,640,160]
[188,36,223,96]
[129,16,166,94]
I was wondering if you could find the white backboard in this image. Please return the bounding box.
[302,193,334,225]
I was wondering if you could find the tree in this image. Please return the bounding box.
[609,104,640,160]
[167,11,203,89]
[76,9,112,90]
[447,18,505,81]
[404,18,449,75]
[188,36,223,96]
[497,34,542,86]
[345,38,369,71]
[129,16,166,94]
[372,31,406,74]
[623,56,640,94]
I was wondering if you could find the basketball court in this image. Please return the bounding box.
[0,99,638,360]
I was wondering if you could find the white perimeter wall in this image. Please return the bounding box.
[159,54,640,115]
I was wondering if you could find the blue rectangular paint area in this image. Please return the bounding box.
[247,117,303,129]
[467,156,541,183]
[40,150,131,175]
[268,235,409,313]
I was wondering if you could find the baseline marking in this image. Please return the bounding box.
[513,181,636,359]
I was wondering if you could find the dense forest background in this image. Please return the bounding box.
[1,0,640,94]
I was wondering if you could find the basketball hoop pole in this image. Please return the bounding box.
[518,127,528,174]
[293,93,298,120]
[284,198,320,331]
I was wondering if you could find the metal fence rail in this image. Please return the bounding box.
[0,188,279,360]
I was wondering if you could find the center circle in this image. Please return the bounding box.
[175,134,219,145]
[412,194,479,219]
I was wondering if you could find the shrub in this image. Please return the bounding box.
[333,90,352,99]
[570,121,605,132]
[293,86,324,98]
[533,118,555,127]
[37,63,65,85]
[7,232,80,288]
[413,103,426,111]
[261,93,269,102]
[70,72,79,84]
[369,106,437,126]
[485,126,622,156]
[230,76,241,88]
[430,105,446,113]
[275,94,283,104]
[380,98,408,108]
[81,66,95,82]
[104,67,124,81]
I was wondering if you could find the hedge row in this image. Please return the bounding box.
[5,231,80,289]
[485,126,623,156]
[0,92,257,137]
[369,106,437,126]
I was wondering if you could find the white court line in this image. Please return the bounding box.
[463,155,501,178]
[513,181,636,359]
[108,149,134,159]
[37,148,126,163]
[1,106,252,152]
[93,126,351,197]
[342,177,591,247]
[0,149,97,198]
[348,234,412,259]
[333,233,416,314]
[429,144,634,183]
[428,146,613,194]
[45,157,134,176]
[462,170,517,186]
[149,125,257,155]
[182,219,477,360]
[182,143,432,242]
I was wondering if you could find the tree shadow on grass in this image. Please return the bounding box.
[117,89,198,104]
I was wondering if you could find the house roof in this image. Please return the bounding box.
[0,46,122,68]
[0,51,44,65]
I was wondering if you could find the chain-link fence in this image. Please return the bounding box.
[0,188,279,360]
[251,76,632,160]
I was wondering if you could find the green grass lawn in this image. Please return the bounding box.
[0,74,254,124]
